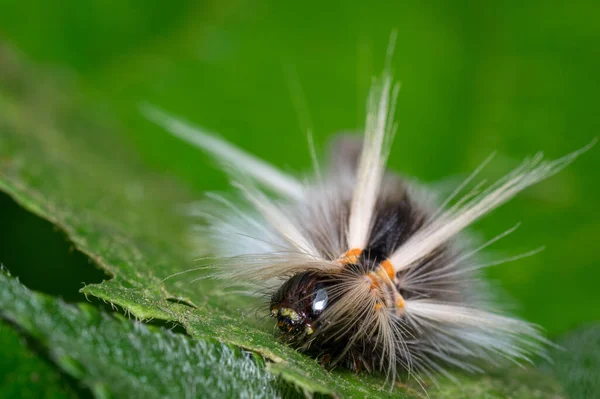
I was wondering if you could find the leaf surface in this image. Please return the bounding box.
[0,271,282,399]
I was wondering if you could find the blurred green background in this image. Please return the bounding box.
[0,0,598,341]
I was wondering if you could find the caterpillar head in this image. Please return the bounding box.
[269,271,331,345]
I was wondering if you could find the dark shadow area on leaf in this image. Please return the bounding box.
[166,296,197,309]
[85,296,192,337]
[0,192,108,301]
[137,316,190,337]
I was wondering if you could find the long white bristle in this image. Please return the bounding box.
[347,75,399,250]
[231,181,319,257]
[143,105,305,200]
[390,141,595,272]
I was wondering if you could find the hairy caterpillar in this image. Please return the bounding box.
[145,59,593,387]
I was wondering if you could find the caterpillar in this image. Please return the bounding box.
[144,59,593,388]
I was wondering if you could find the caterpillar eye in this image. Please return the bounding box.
[311,288,328,313]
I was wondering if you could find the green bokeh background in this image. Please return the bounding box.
[0,0,598,342]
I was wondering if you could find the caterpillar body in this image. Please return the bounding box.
[145,68,593,387]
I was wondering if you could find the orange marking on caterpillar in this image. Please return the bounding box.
[380,259,395,280]
[395,296,405,309]
[339,248,362,265]
[374,302,385,311]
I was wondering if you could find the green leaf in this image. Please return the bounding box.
[0,48,566,398]
[547,324,600,399]
[0,320,77,399]
[0,270,283,399]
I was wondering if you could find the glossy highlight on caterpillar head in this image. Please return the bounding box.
[144,51,594,387]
